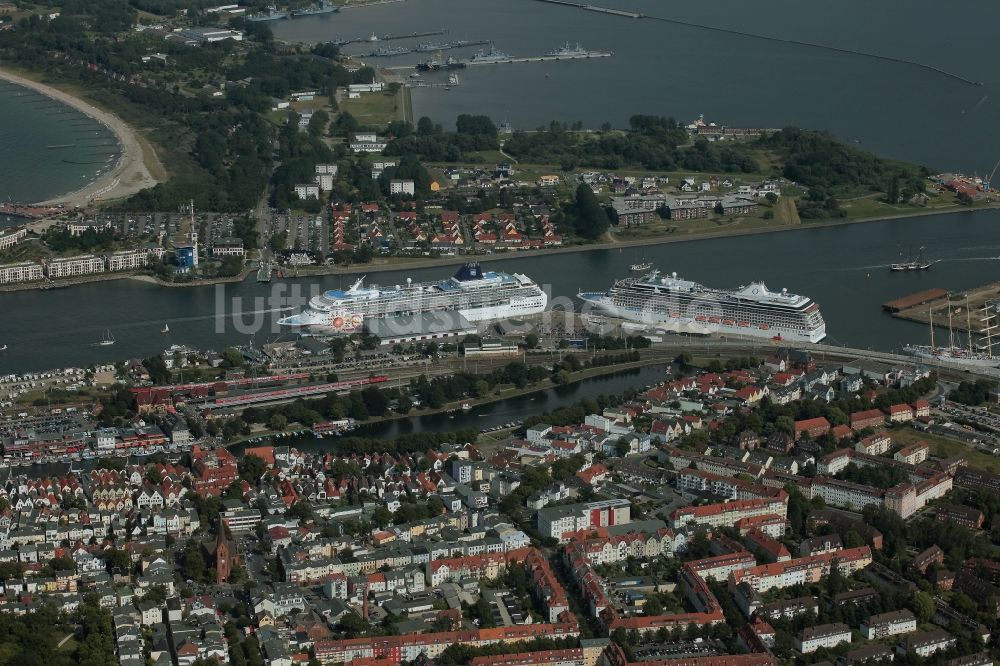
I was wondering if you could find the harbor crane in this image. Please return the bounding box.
[985,158,1000,193]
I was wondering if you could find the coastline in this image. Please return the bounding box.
[2,203,995,292]
[282,203,1000,278]
[0,67,163,207]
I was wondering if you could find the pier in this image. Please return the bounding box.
[359,39,490,57]
[465,51,612,66]
[337,29,447,46]
[386,49,612,71]
[887,282,1000,335]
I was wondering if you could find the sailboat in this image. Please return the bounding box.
[890,245,934,271]
[630,260,653,272]
[903,299,999,368]
[96,330,115,347]
[161,323,170,334]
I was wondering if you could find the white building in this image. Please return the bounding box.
[861,609,916,640]
[894,442,929,465]
[315,173,335,192]
[348,81,384,94]
[899,629,956,657]
[536,499,631,542]
[66,219,112,236]
[350,133,388,153]
[45,254,106,278]
[107,249,153,271]
[855,433,891,456]
[316,163,338,175]
[294,184,320,199]
[390,179,415,196]
[178,27,243,43]
[210,238,245,257]
[796,623,851,654]
[0,227,27,251]
[0,261,44,284]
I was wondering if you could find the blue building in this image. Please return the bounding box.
[175,245,196,269]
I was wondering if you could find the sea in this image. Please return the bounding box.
[1,0,1000,374]
[0,78,120,208]
[271,0,1000,171]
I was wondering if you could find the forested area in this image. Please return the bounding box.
[0,599,116,665]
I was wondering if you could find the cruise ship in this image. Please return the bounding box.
[278,263,547,332]
[578,269,826,343]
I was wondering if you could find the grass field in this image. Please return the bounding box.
[340,90,403,126]
[891,426,1000,474]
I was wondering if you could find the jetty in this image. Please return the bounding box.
[336,29,447,46]
[887,283,1000,334]
[386,49,612,72]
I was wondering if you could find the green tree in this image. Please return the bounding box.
[239,453,267,483]
[910,591,934,623]
[269,414,288,431]
[566,183,610,240]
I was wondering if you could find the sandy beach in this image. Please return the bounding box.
[0,68,163,207]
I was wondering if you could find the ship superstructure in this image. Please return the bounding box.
[578,269,826,343]
[278,263,547,332]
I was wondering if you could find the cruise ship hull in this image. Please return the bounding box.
[579,295,825,343]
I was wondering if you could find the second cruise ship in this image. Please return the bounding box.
[278,263,547,333]
[578,268,826,343]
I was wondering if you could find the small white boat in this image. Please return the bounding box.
[630,261,653,272]
[161,324,170,334]
[0,345,7,351]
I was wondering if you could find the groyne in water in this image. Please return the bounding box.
[530,0,983,87]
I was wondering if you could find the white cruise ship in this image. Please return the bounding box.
[279,263,547,333]
[578,269,826,343]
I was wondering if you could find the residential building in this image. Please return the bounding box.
[0,261,44,284]
[894,442,930,465]
[861,609,917,639]
[898,629,955,657]
[294,184,320,199]
[389,180,415,196]
[795,623,851,654]
[107,249,155,271]
[536,499,631,542]
[45,254,106,278]
[0,226,27,251]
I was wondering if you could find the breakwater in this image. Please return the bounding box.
[530,0,983,87]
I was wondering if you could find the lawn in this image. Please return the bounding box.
[837,191,973,221]
[340,90,403,126]
[891,426,1000,474]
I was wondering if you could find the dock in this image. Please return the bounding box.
[882,288,949,313]
[886,282,1000,335]
[337,29,447,46]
